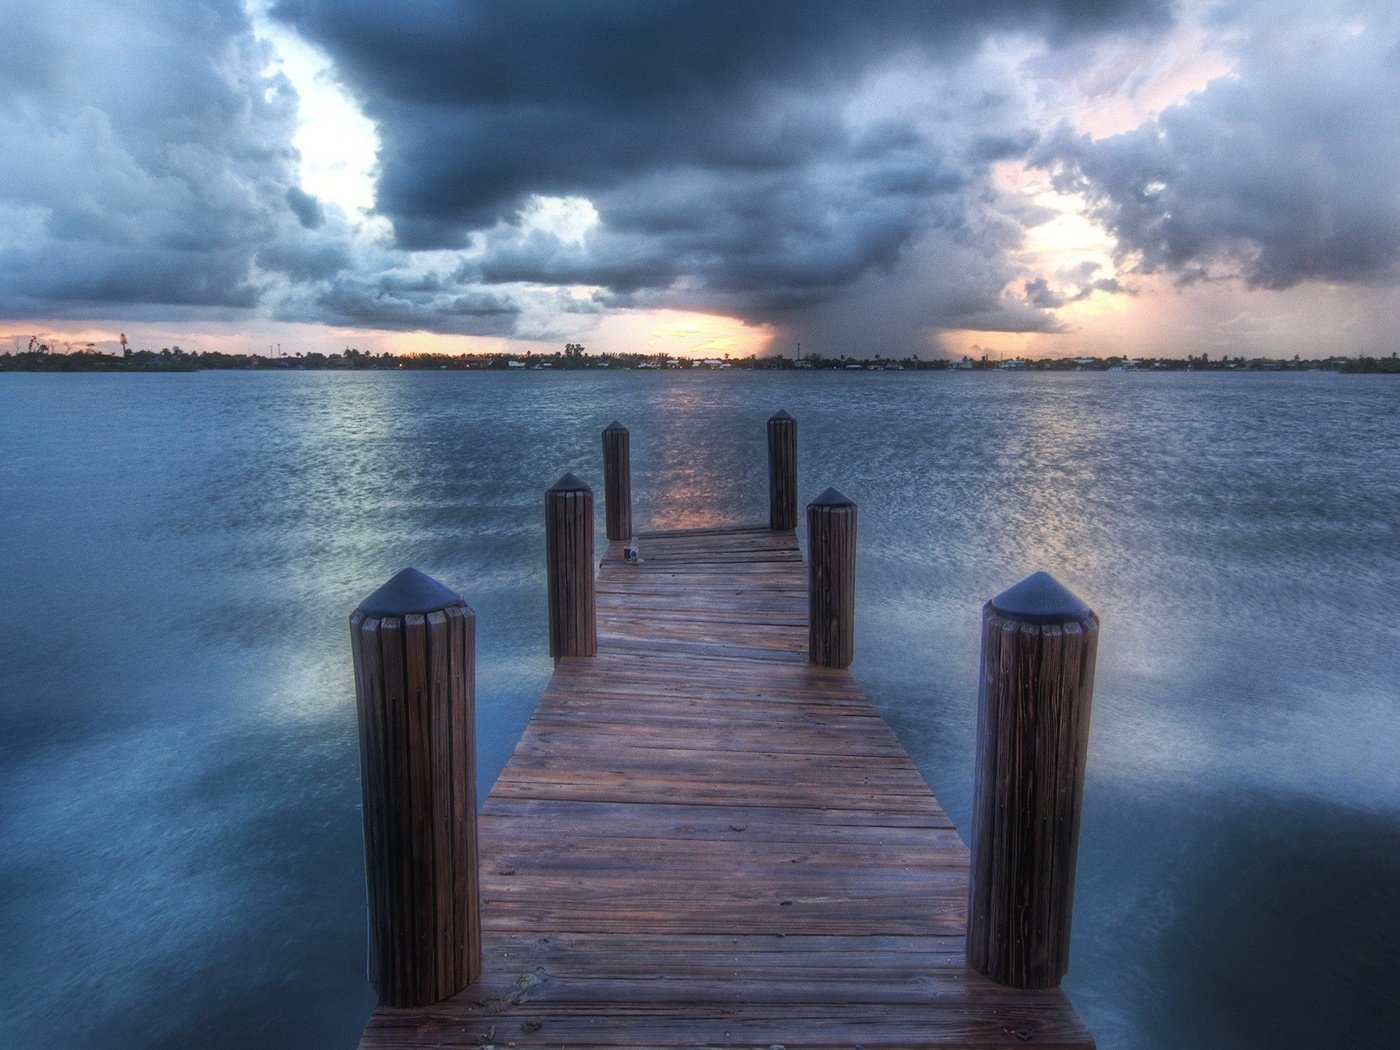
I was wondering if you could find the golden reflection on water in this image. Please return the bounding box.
[647,483,739,530]
[636,379,757,531]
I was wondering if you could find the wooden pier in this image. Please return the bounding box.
[353,509,1097,1047]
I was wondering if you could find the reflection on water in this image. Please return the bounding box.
[1,370,1397,1048]
[632,379,769,531]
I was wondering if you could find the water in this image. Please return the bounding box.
[1,370,1396,1048]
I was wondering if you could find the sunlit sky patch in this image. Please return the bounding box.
[2,0,1396,359]
[248,0,378,219]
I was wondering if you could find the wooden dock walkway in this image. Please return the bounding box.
[357,524,1095,1049]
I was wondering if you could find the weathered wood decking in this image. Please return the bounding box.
[359,525,1094,1048]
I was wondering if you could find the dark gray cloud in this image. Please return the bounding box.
[307,273,521,332]
[22,0,1397,353]
[266,0,1170,346]
[0,0,348,318]
[1025,276,1067,309]
[275,0,1168,240]
[1022,262,1125,309]
[1038,3,1400,290]
[0,0,528,335]
[1,0,1176,345]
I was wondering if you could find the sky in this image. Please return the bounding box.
[2,0,1398,360]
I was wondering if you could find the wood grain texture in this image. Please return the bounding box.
[545,482,597,658]
[350,605,481,1007]
[767,412,798,530]
[966,603,1099,990]
[808,497,857,669]
[358,526,1094,1047]
[602,423,632,542]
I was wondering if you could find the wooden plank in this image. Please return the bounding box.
[357,523,1095,1049]
[481,797,956,833]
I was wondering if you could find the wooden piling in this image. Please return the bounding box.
[349,567,481,1007]
[807,487,856,668]
[967,571,1099,989]
[602,421,631,542]
[546,472,597,658]
[767,410,798,531]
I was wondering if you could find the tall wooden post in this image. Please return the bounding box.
[767,410,797,531]
[546,472,597,658]
[349,567,481,1007]
[602,420,632,542]
[807,487,856,668]
[967,571,1099,989]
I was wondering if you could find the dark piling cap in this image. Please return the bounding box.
[990,571,1092,625]
[769,409,796,423]
[547,471,591,493]
[357,567,464,618]
[809,486,855,508]
[603,419,628,433]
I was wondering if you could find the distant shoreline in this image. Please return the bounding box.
[3,348,1397,374]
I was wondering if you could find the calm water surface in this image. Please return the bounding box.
[1,371,1396,1048]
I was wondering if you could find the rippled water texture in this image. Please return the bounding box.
[1,371,1397,1048]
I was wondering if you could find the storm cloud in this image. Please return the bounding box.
[274,1,1167,238]
[269,0,1172,346]
[3,1,1398,352]
[0,1,346,317]
[1040,1,1400,290]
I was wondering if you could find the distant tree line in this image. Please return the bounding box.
[2,340,1395,374]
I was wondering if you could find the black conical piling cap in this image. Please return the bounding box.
[990,571,1092,625]
[809,486,854,508]
[769,409,795,422]
[603,419,627,432]
[547,471,592,493]
[357,567,464,618]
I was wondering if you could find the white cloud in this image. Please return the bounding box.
[519,195,600,246]
[246,0,379,218]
